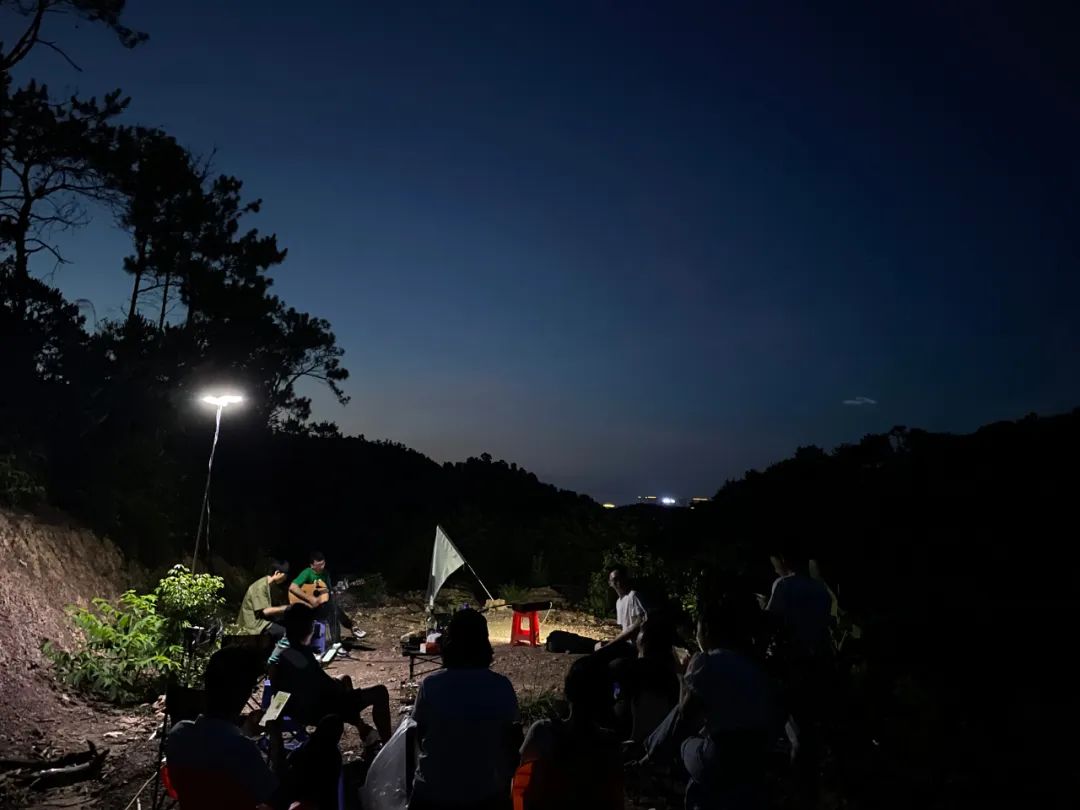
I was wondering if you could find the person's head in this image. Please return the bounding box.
[441,608,494,669]
[636,616,675,662]
[696,598,754,654]
[608,565,631,597]
[769,544,804,577]
[204,647,263,719]
[267,559,290,585]
[282,603,316,646]
[563,656,609,722]
[309,551,327,574]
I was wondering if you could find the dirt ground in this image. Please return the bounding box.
[0,599,617,809]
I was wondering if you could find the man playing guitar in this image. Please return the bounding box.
[289,551,332,607]
[288,551,365,642]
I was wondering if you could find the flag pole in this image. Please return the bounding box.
[465,561,495,603]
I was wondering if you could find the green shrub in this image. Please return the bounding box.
[583,543,674,618]
[518,689,563,726]
[499,582,531,604]
[0,453,45,508]
[354,572,389,604]
[527,552,550,587]
[154,563,226,641]
[43,591,181,705]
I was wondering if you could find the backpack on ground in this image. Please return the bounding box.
[545,631,597,655]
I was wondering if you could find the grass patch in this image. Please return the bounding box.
[518,689,564,726]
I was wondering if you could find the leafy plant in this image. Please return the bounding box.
[43,591,181,704]
[154,564,225,641]
[0,453,46,508]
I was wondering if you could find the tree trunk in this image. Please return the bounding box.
[126,236,147,326]
[11,199,33,315]
[157,269,171,331]
[14,197,32,280]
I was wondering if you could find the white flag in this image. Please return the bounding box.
[426,526,466,609]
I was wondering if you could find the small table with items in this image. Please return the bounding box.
[400,626,445,680]
[404,649,443,680]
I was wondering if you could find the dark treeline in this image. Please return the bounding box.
[210,435,609,593]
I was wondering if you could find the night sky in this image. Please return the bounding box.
[10,1,1080,503]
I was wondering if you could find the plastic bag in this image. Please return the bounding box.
[360,716,415,810]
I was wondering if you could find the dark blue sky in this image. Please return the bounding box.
[10,1,1080,502]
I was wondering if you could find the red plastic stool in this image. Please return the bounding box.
[509,601,551,647]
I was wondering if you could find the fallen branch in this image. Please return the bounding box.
[1,741,109,789]
[28,747,108,790]
[0,742,98,772]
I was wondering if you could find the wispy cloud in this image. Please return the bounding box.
[842,396,877,407]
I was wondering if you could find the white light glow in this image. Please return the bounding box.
[201,394,244,408]
[660,496,677,505]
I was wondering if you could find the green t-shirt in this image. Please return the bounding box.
[292,567,327,588]
[237,577,274,635]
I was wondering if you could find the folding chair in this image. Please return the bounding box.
[151,681,206,809]
[259,665,311,768]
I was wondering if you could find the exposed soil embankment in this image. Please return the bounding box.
[0,509,135,754]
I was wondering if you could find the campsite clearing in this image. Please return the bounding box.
[1,599,615,810]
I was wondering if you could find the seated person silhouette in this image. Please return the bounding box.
[270,603,391,747]
[593,565,647,660]
[166,647,278,809]
[643,599,783,810]
[517,656,623,810]
[281,714,346,810]
[611,616,680,741]
[410,608,521,810]
[236,558,291,640]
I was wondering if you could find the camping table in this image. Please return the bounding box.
[404,650,444,680]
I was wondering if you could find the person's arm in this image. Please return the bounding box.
[288,581,319,607]
[596,593,646,649]
[764,577,785,614]
[518,720,547,763]
[608,618,644,646]
[253,580,289,621]
[518,722,551,810]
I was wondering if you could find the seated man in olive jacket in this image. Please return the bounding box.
[236,559,290,639]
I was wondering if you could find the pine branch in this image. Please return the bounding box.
[37,38,82,72]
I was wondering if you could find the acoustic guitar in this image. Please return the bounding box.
[289,579,330,606]
[287,577,362,606]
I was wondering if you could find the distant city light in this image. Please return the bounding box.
[201,393,244,408]
[660,496,677,505]
[602,503,616,509]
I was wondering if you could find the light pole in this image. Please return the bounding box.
[191,393,243,573]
